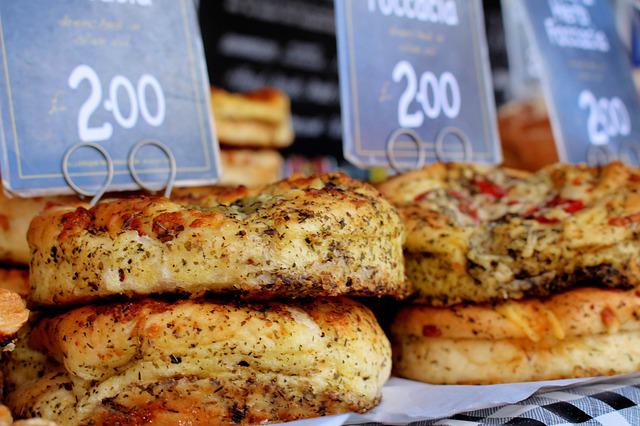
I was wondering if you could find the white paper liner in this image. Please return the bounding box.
[278,373,640,426]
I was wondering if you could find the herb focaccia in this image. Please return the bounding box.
[391,287,640,384]
[378,162,640,305]
[0,269,29,299]
[6,298,390,425]
[0,192,80,265]
[0,269,30,351]
[219,149,283,187]
[0,288,28,351]
[28,173,407,305]
[211,87,293,149]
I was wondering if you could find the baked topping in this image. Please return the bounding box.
[380,162,640,305]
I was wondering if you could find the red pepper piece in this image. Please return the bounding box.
[545,196,563,208]
[473,177,506,199]
[533,215,560,225]
[450,190,479,221]
[545,196,584,214]
[414,191,431,202]
[415,189,479,220]
[449,190,465,200]
[562,199,584,214]
[461,205,479,221]
[609,213,640,226]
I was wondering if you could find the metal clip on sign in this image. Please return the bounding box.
[587,145,616,167]
[128,140,177,198]
[62,142,114,206]
[385,126,473,174]
[619,142,640,166]
[62,140,177,206]
[586,142,640,167]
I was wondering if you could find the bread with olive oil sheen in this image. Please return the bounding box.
[6,298,390,425]
[378,162,640,305]
[0,288,28,351]
[211,87,293,149]
[28,173,407,305]
[0,192,80,265]
[391,287,640,384]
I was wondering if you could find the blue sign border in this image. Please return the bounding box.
[0,0,220,196]
[336,0,501,168]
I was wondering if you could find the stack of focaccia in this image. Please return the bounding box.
[5,173,408,425]
[0,193,67,352]
[212,87,293,187]
[0,193,78,424]
[380,161,640,384]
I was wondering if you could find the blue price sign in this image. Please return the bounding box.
[335,0,501,169]
[0,0,220,196]
[519,0,640,165]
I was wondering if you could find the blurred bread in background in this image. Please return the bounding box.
[220,149,283,187]
[211,87,294,149]
[0,270,29,299]
[498,97,559,172]
[0,193,80,265]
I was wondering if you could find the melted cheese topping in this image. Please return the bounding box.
[495,303,540,342]
[380,162,640,306]
[542,307,565,340]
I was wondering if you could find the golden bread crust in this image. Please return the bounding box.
[219,149,283,187]
[0,193,78,265]
[391,287,640,384]
[393,287,640,341]
[171,184,254,206]
[379,162,640,305]
[12,420,58,426]
[7,298,390,425]
[498,98,558,171]
[0,289,28,349]
[0,269,29,299]
[0,404,58,426]
[171,184,255,207]
[28,173,407,305]
[0,186,261,267]
[211,87,293,148]
[0,404,11,426]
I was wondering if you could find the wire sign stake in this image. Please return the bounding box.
[62,140,178,205]
[386,126,473,174]
[62,142,114,206]
[128,140,177,198]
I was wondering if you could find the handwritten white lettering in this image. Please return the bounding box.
[544,0,609,51]
[367,0,459,26]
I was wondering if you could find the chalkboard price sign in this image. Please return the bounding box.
[519,0,640,165]
[0,0,219,196]
[335,0,501,170]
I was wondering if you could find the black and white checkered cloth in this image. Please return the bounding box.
[356,376,640,425]
[421,376,640,425]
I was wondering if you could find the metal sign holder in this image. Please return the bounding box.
[62,140,177,206]
[586,145,616,167]
[385,126,473,174]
